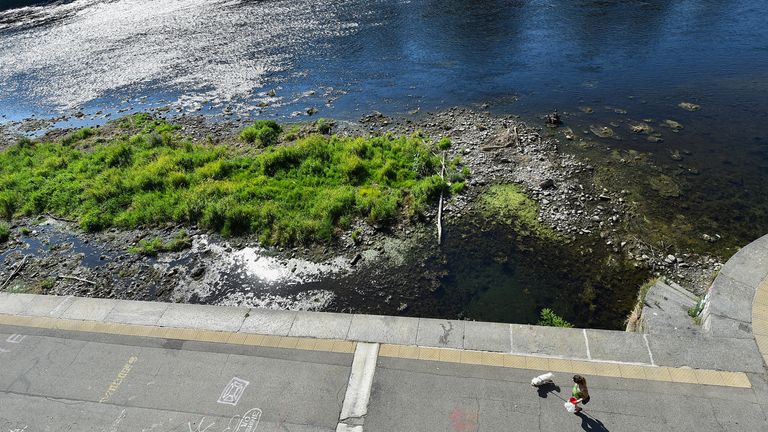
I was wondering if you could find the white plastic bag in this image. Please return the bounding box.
[564,401,577,413]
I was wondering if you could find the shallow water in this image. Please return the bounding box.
[1,0,767,327]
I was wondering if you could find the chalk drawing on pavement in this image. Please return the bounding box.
[188,417,215,432]
[6,334,25,344]
[217,377,249,406]
[223,408,262,432]
[99,355,139,403]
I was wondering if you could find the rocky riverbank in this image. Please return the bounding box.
[0,108,722,327]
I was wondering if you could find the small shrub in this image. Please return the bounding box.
[129,238,163,256]
[0,222,9,243]
[163,231,192,252]
[62,127,96,146]
[20,227,31,235]
[316,118,334,134]
[240,120,282,146]
[538,308,573,328]
[437,137,451,151]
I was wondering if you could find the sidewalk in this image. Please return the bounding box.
[0,322,766,432]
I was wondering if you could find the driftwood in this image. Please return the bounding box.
[44,213,77,223]
[58,275,97,285]
[481,126,518,151]
[1,255,28,290]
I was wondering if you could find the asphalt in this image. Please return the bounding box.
[2,324,767,432]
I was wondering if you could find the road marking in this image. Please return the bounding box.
[106,409,126,432]
[6,334,25,343]
[218,377,249,406]
[643,334,656,366]
[99,356,138,403]
[188,417,215,432]
[583,329,592,360]
[338,342,379,431]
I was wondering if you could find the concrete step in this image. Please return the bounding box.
[642,280,701,336]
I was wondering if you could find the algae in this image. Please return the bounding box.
[478,184,560,240]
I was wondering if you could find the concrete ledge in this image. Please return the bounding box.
[1,290,765,373]
[347,314,419,345]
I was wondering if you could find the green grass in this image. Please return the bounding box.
[129,231,193,256]
[0,222,9,243]
[0,116,461,245]
[239,120,281,146]
[478,184,560,240]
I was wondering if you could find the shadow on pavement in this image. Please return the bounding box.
[535,382,561,398]
[576,412,609,431]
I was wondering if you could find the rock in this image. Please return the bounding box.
[190,265,206,279]
[579,106,594,114]
[665,254,676,264]
[678,102,701,112]
[629,122,653,134]
[646,135,664,143]
[589,125,615,138]
[266,89,276,97]
[544,111,561,126]
[360,111,387,123]
[306,107,319,116]
[350,253,363,266]
[539,179,556,189]
[664,119,684,130]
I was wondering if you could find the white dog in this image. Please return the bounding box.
[530,372,554,387]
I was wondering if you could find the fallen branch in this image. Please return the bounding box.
[437,152,446,245]
[1,255,29,291]
[58,275,96,285]
[44,213,77,223]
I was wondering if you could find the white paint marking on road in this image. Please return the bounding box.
[0,347,10,353]
[337,342,379,431]
[217,377,249,406]
[508,325,514,354]
[336,424,363,432]
[106,408,126,432]
[188,417,215,432]
[582,329,592,361]
[6,334,25,344]
[643,334,656,366]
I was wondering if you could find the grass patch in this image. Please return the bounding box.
[0,222,9,243]
[239,120,281,146]
[478,184,560,240]
[0,117,461,245]
[129,231,192,256]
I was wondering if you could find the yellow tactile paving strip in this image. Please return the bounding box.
[0,313,752,389]
[752,278,768,368]
[374,345,750,388]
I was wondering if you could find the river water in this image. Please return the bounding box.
[1,0,767,328]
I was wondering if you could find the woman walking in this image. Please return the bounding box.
[571,375,590,414]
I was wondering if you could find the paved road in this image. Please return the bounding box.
[1,324,767,432]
